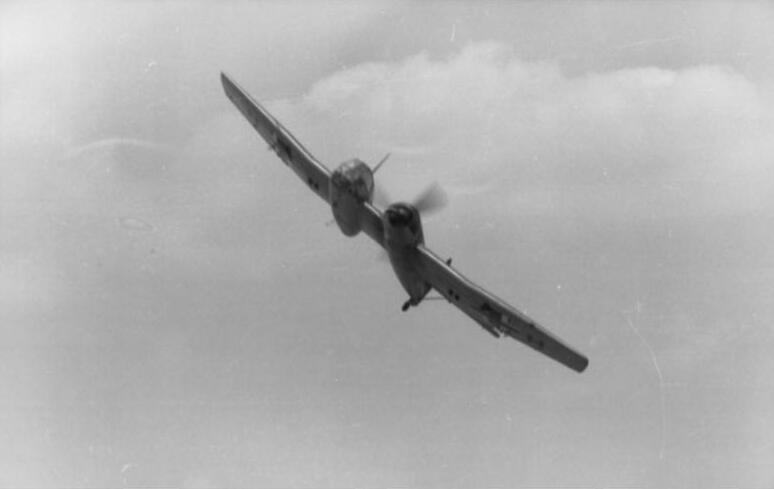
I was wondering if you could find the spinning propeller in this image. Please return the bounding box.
[371,153,448,216]
[410,181,448,215]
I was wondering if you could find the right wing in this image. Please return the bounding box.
[416,244,589,373]
[220,72,331,204]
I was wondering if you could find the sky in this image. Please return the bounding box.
[1,1,773,487]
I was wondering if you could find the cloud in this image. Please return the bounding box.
[2,11,773,483]
[287,41,774,218]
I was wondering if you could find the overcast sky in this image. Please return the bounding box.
[2,1,773,487]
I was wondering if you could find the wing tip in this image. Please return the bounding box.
[220,71,236,93]
[573,355,589,373]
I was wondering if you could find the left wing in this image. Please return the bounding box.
[416,244,589,373]
[221,72,387,248]
[220,72,331,203]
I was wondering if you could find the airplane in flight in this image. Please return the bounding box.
[220,72,589,373]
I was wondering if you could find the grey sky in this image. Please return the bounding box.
[2,1,773,487]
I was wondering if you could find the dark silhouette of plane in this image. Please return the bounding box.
[221,72,588,373]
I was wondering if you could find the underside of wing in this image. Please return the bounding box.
[220,72,331,203]
[415,245,589,373]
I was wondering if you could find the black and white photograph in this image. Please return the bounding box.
[2,1,772,487]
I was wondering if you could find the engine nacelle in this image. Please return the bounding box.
[384,203,424,248]
[330,159,375,236]
[383,202,429,304]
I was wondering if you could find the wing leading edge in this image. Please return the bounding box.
[416,245,589,373]
[220,72,331,203]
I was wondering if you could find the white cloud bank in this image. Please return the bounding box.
[288,41,774,218]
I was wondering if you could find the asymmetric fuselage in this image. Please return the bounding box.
[329,159,430,305]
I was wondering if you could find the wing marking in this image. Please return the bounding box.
[220,72,331,203]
